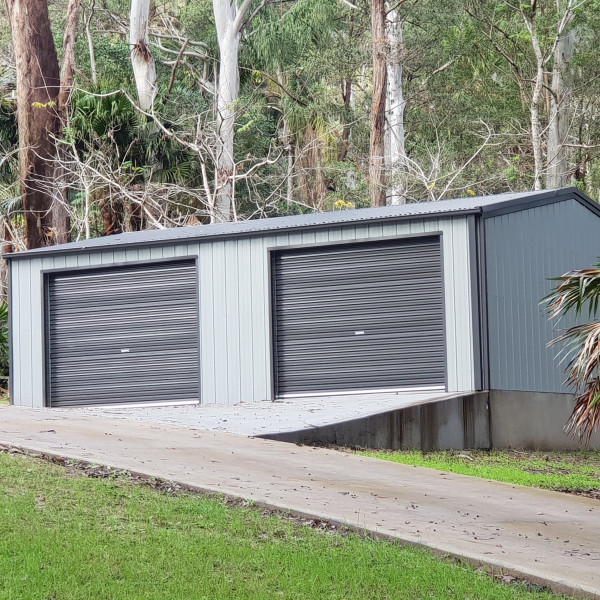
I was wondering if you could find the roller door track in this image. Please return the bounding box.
[45,260,200,407]
[272,236,446,396]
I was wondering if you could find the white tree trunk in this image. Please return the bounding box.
[385,5,406,205]
[214,30,239,222]
[212,0,254,222]
[370,0,387,207]
[129,0,157,111]
[84,4,98,87]
[547,28,576,189]
[523,12,544,190]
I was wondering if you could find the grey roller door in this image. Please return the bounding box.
[45,260,199,407]
[272,236,445,396]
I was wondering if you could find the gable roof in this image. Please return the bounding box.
[6,187,598,260]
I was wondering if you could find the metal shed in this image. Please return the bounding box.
[6,187,600,446]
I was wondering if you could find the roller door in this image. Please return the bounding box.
[45,260,200,407]
[272,236,445,396]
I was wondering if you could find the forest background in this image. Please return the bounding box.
[0,0,598,286]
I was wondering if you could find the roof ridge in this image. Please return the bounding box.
[5,187,594,260]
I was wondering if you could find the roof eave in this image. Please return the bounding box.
[480,187,600,219]
[3,207,483,261]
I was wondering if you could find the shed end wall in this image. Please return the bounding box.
[485,198,600,393]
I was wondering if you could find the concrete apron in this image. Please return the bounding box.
[70,390,488,451]
[0,406,598,599]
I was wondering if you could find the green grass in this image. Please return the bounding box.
[0,452,571,600]
[353,449,600,493]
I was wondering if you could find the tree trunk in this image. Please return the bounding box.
[130,0,157,111]
[370,0,387,207]
[59,0,81,112]
[338,78,352,162]
[281,114,294,208]
[52,0,81,245]
[522,10,544,190]
[547,28,575,189]
[212,1,254,222]
[385,5,406,205]
[275,71,294,207]
[84,3,98,87]
[214,29,239,222]
[5,0,63,249]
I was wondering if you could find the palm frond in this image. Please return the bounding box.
[546,264,600,440]
[151,161,194,185]
[544,266,600,319]
[554,322,600,387]
[565,379,600,442]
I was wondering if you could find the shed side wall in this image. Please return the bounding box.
[485,198,600,393]
[11,216,476,407]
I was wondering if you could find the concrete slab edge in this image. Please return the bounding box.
[1,442,596,600]
[258,391,491,451]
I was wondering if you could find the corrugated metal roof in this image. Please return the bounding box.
[7,187,594,259]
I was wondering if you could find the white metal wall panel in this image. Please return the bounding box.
[11,216,477,407]
[485,199,600,393]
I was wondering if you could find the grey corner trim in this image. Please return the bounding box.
[266,248,277,401]
[467,215,482,391]
[478,215,490,392]
[41,268,49,407]
[481,187,600,219]
[438,231,449,393]
[193,257,202,406]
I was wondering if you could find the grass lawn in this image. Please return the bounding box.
[0,452,572,600]
[352,449,600,494]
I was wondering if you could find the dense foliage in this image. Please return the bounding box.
[0,0,599,248]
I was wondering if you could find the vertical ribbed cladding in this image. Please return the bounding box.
[272,236,446,396]
[45,259,200,407]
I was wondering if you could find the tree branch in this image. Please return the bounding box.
[233,0,255,34]
[385,0,410,16]
[167,39,189,96]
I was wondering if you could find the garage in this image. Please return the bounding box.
[11,187,600,419]
[44,259,200,407]
[271,235,446,397]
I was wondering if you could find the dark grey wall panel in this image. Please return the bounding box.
[45,260,199,407]
[485,199,600,393]
[272,236,445,396]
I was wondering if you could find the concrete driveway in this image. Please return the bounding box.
[0,405,598,599]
